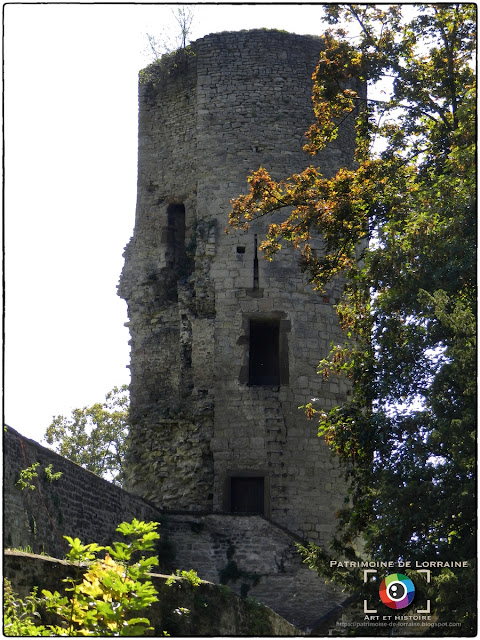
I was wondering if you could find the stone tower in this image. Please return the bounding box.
[119,30,357,548]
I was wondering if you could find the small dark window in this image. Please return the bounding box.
[249,319,280,385]
[231,477,264,514]
[236,246,246,254]
[166,203,186,269]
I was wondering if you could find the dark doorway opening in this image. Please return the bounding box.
[230,477,265,514]
[249,319,280,385]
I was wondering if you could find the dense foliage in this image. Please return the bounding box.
[229,4,476,633]
[44,385,129,486]
[43,519,160,636]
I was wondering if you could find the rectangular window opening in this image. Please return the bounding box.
[249,319,280,385]
[230,477,264,514]
[166,203,186,269]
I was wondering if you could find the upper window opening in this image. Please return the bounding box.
[249,319,280,385]
[166,203,186,270]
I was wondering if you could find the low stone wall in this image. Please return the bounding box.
[4,550,300,636]
[3,426,163,559]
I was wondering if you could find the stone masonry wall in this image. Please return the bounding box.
[162,512,348,630]
[119,29,360,548]
[3,426,162,559]
[194,30,353,544]
[119,45,215,510]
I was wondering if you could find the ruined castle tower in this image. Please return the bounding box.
[119,30,357,547]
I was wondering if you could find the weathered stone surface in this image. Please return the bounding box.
[161,513,348,630]
[119,28,360,546]
[3,426,163,559]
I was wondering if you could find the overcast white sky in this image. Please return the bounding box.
[4,3,334,442]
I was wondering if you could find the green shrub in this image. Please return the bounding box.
[3,579,45,636]
[4,519,164,636]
